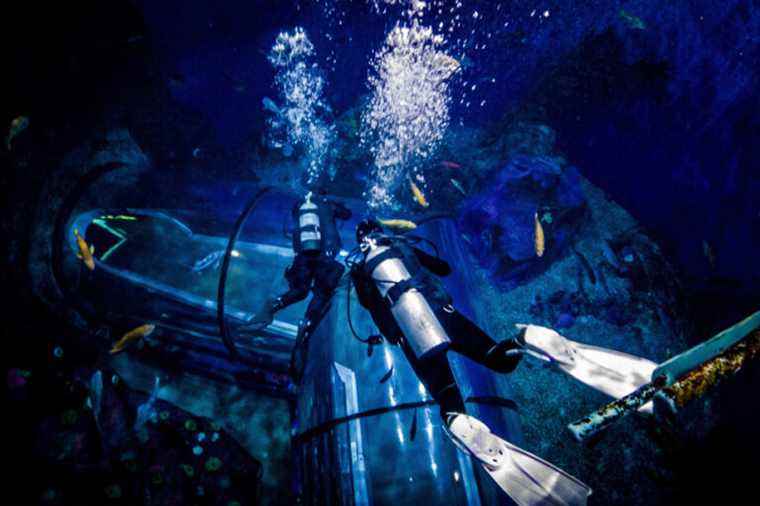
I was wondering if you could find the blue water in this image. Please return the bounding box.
[5,1,759,505]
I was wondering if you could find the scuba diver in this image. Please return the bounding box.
[347,219,597,505]
[249,189,351,382]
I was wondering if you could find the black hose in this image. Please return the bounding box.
[217,186,272,360]
[344,245,375,344]
[345,274,373,344]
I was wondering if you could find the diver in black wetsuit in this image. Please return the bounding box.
[251,189,351,381]
[347,220,594,504]
[348,218,522,420]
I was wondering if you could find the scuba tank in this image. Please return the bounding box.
[298,192,321,253]
[363,235,451,358]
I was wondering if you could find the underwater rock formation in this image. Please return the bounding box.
[457,154,586,288]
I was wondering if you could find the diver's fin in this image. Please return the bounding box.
[516,324,657,412]
[446,413,591,506]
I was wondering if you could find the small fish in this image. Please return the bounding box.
[110,324,156,354]
[74,229,95,271]
[534,213,545,257]
[450,178,466,196]
[440,160,462,170]
[262,97,282,116]
[378,218,417,232]
[619,9,646,30]
[379,365,394,384]
[432,53,461,80]
[702,240,716,269]
[6,116,29,151]
[193,250,226,273]
[409,180,429,208]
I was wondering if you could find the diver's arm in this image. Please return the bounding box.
[413,248,452,277]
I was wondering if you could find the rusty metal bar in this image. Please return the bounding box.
[657,329,760,412]
[568,316,760,442]
[567,376,666,441]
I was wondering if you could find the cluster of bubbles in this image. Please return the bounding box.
[265,1,555,204]
[369,0,428,16]
[361,21,459,208]
[266,27,336,186]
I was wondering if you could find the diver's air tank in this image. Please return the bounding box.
[298,192,321,253]
[364,237,451,358]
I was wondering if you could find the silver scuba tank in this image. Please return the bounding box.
[364,237,451,358]
[298,192,321,253]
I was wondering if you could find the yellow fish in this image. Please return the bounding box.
[534,213,545,257]
[110,324,156,354]
[6,116,29,151]
[378,218,417,232]
[409,180,429,208]
[74,229,96,271]
[433,53,461,80]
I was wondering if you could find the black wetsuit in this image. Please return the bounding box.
[277,195,351,335]
[350,234,520,416]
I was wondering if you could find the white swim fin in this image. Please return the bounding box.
[446,413,591,506]
[516,324,657,412]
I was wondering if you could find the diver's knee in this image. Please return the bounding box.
[488,357,521,373]
[484,339,523,373]
[291,287,310,302]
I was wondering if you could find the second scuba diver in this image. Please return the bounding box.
[348,218,593,506]
[249,189,351,382]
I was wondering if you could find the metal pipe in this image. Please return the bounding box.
[657,329,760,412]
[567,376,666,442]
[568,328,760,442]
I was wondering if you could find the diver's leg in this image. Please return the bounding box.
[399,340,466,416]
[277,254,314,307]
[290,258,345,382]
[306,258,344,324]
[515,324,658,407]
[398,333,591,505]
[436,307,522,373]
[248,254,311,328]
[445,412,592,505]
